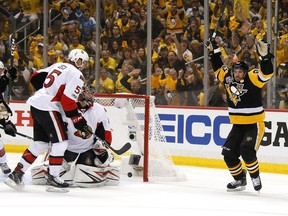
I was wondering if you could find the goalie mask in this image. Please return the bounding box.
[231,61,249,82]
[78,84,95,106]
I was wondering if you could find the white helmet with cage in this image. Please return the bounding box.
[68,49,89,70]
[80,84,95,101]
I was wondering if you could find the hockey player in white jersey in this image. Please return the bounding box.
[5,49,93,192]
[0,61,17,174]
[31,84,119,187]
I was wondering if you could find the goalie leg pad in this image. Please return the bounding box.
[31,164,48,185]
[73,164,120,187]
[31,162,76,186]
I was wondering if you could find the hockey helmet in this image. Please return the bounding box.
[79,84,95,104]
[0,61,5,70]
[68,49,89,70]
[232,61,249,74]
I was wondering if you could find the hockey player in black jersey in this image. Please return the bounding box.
[208,39,274,192]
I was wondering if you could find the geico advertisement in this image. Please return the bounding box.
[3,102,288,164]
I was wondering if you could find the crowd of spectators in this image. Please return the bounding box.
[0,0,288,108]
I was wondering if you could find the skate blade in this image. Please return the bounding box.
[4,178,25,191]
[46,186,69,193]
[227,186,246,192]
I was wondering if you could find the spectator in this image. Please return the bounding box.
[10,67,31,100]
[158,68,185,105]
[115,65,132,93]
[122,14,146,48]
[79,8,96,44]
[184,16,204,44]
[108,25,124,51]
[96,67,115,94]
[109,40,123,64]
[113,11,130,34]
[69,37,85,51]
[14,0,42,33]
[100,49,118,80]
[53,0,86,29]
[116,47,138,73]
[159,0,186,41]
[101,0,118,21]
[120,68,146,94]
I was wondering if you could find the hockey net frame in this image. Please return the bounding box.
[94,93,185,182]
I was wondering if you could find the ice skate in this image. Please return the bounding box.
[0,162,11,174]
[251,175,262,192]
[46,169,70,193]
[227,170,247,192]
[4,169,25,190]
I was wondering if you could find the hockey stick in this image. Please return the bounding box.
[0,97,13,116]
[0,125,34,140]
[211,0,229,40]
[205,0,229,48]
[0,6,16,103]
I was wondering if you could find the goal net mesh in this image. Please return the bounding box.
[95,94,186,182]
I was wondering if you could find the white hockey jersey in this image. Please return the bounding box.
[65,103,112,153]
[27,62,84,113]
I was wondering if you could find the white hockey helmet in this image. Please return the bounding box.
[0,61,5,70]
[68,49,89,70]
[0,61,5,75]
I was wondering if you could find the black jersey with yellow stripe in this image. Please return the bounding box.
[214,65,273,124]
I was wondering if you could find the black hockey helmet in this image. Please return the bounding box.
[232,61,249,74]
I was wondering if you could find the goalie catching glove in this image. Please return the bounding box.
[256,40,274,61]
[71,115,92,139]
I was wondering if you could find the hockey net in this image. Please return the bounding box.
[95,93,185,182]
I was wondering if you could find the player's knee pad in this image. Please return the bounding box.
[29,141,49,156]
[241,146,256,163]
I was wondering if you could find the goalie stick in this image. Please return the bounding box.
[92,132,131,155]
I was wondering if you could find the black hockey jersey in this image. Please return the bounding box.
[214,65,273,124]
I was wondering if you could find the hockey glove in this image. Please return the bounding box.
[93,139,106,150]
[71,115,92,139]
[256,40,274,61]
[6,67,17,81]
[206,38,221,54]
[0,118,6,127]
[4,120,17,137]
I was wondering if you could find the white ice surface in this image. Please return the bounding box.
[1,153,288,216]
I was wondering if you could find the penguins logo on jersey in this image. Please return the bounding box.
[225,82,248,106]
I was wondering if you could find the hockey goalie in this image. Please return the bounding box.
[31,85,120,187]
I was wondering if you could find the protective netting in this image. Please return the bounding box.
[95,94,186,182]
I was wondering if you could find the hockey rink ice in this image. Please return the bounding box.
[0,153,288,216]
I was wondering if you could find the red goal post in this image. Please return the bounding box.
[94,93,185,182]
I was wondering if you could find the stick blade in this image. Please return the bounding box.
[110,142,131,155]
